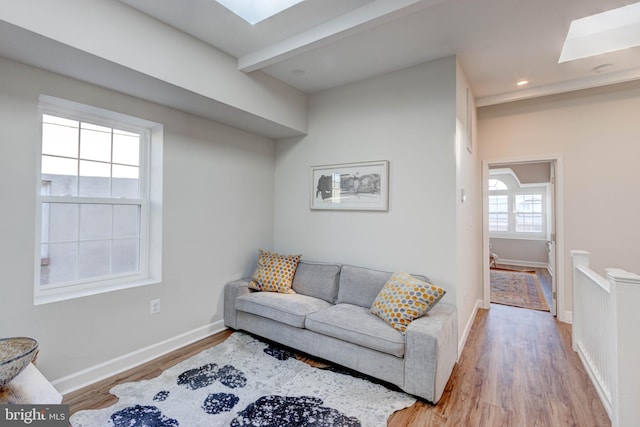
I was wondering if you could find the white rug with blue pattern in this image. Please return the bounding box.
[70,332,416,427]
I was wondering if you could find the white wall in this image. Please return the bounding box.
[274,56,482,341]
[454,59,483,347]
[0,57,275,388]
[490,238,548,266]
[0,0,308,136]
[479,80,640,315]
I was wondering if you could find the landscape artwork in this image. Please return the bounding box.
[310,161,389,211]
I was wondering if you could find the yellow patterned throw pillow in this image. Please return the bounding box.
[371,271,446,333]
[249,249,302,294]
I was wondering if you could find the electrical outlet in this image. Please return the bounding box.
[150,299,161,314]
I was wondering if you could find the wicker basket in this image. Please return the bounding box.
[0,337,39,388]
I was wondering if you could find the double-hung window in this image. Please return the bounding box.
[514,194,543,232]
[36,96,162,304]
[488,179,509,232]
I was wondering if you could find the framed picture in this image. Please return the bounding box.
[310,160,389,211]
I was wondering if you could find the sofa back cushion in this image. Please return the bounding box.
[291,261,342,303]
[336,265,428,308]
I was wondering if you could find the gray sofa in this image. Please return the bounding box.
[223,260,458,403]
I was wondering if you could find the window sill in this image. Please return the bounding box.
[489,235,548,241]
[33,277,161,305]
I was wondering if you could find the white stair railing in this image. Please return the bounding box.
[571,250,640,427]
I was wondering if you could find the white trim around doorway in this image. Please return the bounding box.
[482,155,570,323]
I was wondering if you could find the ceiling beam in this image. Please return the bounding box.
[238,0,446,72]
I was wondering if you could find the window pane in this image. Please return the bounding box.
[41,242,77,286]
[488,195,508,212]
[43,114,78,128]
[79,204,112,240]
[38,107,152,293]
[113,131,140,166]
[515,194,542,212]
[113,205,139,238]
[42,122,79,158]
[489,213,509,232]
[516,213,543,232]
[112,238,140,275]
[42,156,78,196]
[80,125,111,162]
[46,203,79,242]
[515,194,543,232]
[79,160,111,197]
[78,240,110,280]
[488,178,508,191]
[112,165,139,198]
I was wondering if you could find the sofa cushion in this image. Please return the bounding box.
[236,292,332,328]
[292,261,341,303]
[249,249,301,294]
[305,304,405,357]
[371,272,446,333]
[336,265,428,308]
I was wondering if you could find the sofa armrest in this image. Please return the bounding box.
[403,303,457,403]
[224,278,252,329]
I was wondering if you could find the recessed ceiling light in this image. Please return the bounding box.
[559,2,640,63]
[516,80,529,86]
[215,0,305,25]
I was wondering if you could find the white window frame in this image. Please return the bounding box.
[488,170,547,240]
[35,95,163,305]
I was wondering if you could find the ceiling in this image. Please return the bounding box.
[1,0,639,139]
[116,0,640,106]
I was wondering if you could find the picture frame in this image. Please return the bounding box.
[310,160,389,211]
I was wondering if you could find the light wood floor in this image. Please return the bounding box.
[65,304,609,426]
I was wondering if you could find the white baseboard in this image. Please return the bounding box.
[560,310,573,324]
[496,259,548,269]
[458,299,482,358]
[53,320,227,396]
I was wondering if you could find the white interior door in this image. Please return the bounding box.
[549,161,557,316]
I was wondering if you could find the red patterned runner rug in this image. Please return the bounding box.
[490,268,549,311]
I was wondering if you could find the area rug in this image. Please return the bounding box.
[70,332,416,427]
[490,268,549,311]
[494,264,536,273]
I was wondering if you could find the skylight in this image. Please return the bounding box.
[215,0,305,25]
[559,2,640,63]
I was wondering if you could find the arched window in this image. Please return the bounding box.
[488,178,508,191]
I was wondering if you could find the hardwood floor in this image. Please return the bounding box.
[534,267,553,309]
[65,305,609,426]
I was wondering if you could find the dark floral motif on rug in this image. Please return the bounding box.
[264,344,296,361]
[230,395,361,427]
[177,363,247,390]
[110,405,178,427]
[153,390,170,402]
[203,392,241,415]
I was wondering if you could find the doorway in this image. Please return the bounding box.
[482,157,565,319]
